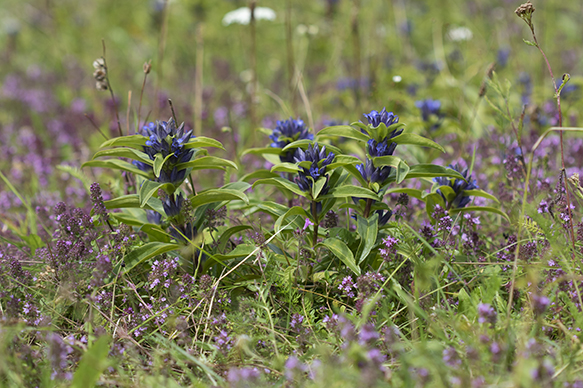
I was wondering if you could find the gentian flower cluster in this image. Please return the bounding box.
[415,99,441,122]
[415,99,443,130]
[293,143,335,197]
[269,118,314,163]
[134,118,194,186]
[357,108,403,184]
[433,163,478,209]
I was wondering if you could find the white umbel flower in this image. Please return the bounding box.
[222,6,276,26]
[447,26,473,42]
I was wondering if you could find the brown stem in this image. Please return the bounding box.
[194,23,204,137]
[101,40,123,137]
[529,25,576,248]
[249,1,258,144]
[363,198,373,218]
[137,60,151,131]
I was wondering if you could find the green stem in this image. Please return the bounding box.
[311,201,319,247]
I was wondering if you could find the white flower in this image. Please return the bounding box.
[447,26,473,42]
[392,75,402,83]
[222,6,276,26]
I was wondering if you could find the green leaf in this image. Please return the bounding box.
[450,206,510,221]
[312,176,328,199]
[253,177,307,197]
[240,170,280,182]
[433,185,456,202]
[82,159,152,179]
[523,39,538,47]
[317,238,360,275]
[270,162,301,174]
[326,155,363,170]
[190,188,249,208]
[71,335,111,388]
[282,140,342,155]
[56,165,94,190]
[317,125,370,142]
[92,147,153,166]
[341,163,369,187]
[99,135,147,149]
[104,194,165,214]
[384,188,425,200]
[390,133,445,152]
[217,225,254,252]
[373,156,410,184]
[110,214,172,242]
[183,136,225,150]
[175,156,238,171]
[356,213,379,265]
[463,189,500,203]
[139,181,174,208]
[242,147,283,156]
[404,164,466,180]
[121,242,181,273]
[274,206,309,232]
[320,185,380,201]
[153,153,175,178]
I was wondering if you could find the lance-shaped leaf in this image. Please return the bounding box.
[71,335,111,388]
[110,214,172,242]
[176,156,238,171]
[242,147,283,156]
[390,133,445,152]
[104,194,165,214]
[384,188,425,200]
[356,213,379,265]
[153,153,175,178]
[326,155,363,170]
[218,225,254,252]
[319,185,381,201]
[404,164,466,180]
[463,189,500,203]
[282,139,343,155]
[450,206,510,221]
[99,135,148,149]
[182,136,225,150]
[270,162,301,174]
[275,206,310,232]
[190,188,249,208]
[317,125,370,142]
[373,156,410,184]
[317,238,360,276]
[120,242,181,274]
[139,180,175,207]
[82,159,152,179]
[240,170,281,182]
[253,177,308,197]
[92,148,154,166]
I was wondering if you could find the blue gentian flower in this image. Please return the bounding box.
[293,143,335,196]
[269,118,314,163]
[415,99,441,122]
[356,158,392,183]
[363,108,400,128]
[162,193,184,218]
[433,163,479,209]
[134,118,195,185]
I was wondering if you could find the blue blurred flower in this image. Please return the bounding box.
[415,99,442,122]
[134,118,195,185]
[433,163,479,209]
[293,143,335,196]
[269,118,314,163]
